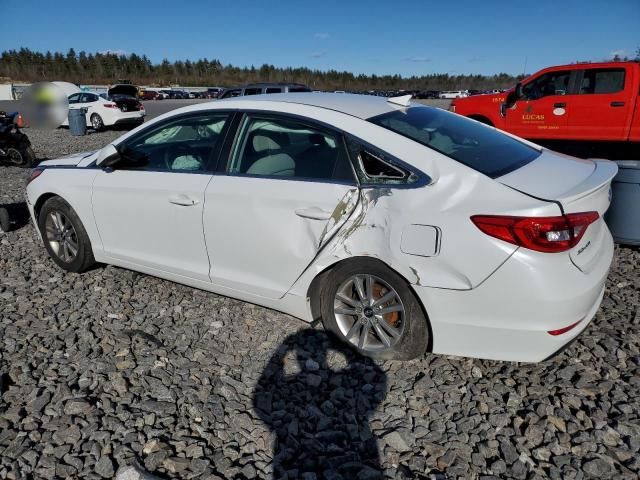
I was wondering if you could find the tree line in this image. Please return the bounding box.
[1,46,612,91]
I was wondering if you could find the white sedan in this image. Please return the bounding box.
[26,93,616,362]
[61,91,145,131]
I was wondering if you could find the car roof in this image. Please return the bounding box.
[214,92,405,119]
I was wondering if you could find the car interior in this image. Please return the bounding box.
[119,117,227,171]
[232,118,350,180]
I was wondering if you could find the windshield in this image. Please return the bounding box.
[369,106,540,178]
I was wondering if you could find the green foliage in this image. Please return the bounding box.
[0,48,525,90]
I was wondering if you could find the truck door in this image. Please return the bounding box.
[568,66,632,141]
[505,69,575,140]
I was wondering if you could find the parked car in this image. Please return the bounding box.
[141,90,162,100]
[415,90,440,99]
[220,83,312,99]
[217,88,242,99]
[206,87,223,98]
[439,90,469,99]
[62,89,145,131]
[27,93,616,362]
[450,61,640,159]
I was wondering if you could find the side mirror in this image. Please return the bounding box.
[96,144,120,167]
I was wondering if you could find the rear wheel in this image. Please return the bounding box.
[6,145,34,167]
[17,144,36,167]
[320,259,429,361]
[38,196,95,273]
[90,114,104,132]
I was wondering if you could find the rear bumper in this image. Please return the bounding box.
[112,116,145,126]
[414,228,614,362]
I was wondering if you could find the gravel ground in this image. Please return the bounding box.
[1,129,639,479]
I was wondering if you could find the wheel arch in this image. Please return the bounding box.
[467,114,494,126]
[306,255,433,352]
[33,192,60,222]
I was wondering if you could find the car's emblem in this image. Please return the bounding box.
[122,106,127,111]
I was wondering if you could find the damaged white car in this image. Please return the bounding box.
[25,93,617,362]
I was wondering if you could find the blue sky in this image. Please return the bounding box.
[1,0,638,76]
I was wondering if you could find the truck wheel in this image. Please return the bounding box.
[320,258,430,361]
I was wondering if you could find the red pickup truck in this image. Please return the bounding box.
[451,61,640,159]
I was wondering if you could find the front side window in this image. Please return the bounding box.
[579,68,625,94]
[265,87,282,94]
[244,88,263,96]
[68,93,81,104]
[369,106,540,179]
[117,113,229,172]
[229,115,354,182]
[522,70,572,100]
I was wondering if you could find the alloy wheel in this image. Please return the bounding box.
[333,274,405,352]
[91,115,103,130]
[45,210,79,263]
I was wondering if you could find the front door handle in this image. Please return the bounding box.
[168,194,199,206]
[295,207,332,220]
[553,102,566,108]
[610,101,625,107]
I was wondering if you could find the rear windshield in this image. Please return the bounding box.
[369,106,540,178]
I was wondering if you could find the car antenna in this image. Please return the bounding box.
[387,94,412,107]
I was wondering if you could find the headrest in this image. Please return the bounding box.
[253,135,280,152]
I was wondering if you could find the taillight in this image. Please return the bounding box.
[449,104,456,112]
[139,103,145,111]
[471,212,599,253]
[103,103,117,108]
[26,167,44,186]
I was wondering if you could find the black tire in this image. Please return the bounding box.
[18,144,36,167]
[319,258,429,361]
[90,113,105,132]
[0,207,9,232]
[38,196,95,273]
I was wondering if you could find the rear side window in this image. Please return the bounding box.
[244,88,262,96]
[265,87,282,94]
[229,115,354,182]
[579,68,625,94]
[369,107,540,179]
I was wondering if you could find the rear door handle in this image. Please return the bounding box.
[168,194,199,206]
[610,101,625,107]
[553,102,566,108]
[295,207,332,220]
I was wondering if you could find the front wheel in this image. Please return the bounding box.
[38,196,95,273]
[320,259,429,361]
[6,144,35,167]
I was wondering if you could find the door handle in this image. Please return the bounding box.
[610,101,625,107]
[168,194,199,206]
[553,102,566,108]
[295,207,332,220]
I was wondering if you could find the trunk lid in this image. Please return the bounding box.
[108,84,138,98]
[497,149,618,272]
